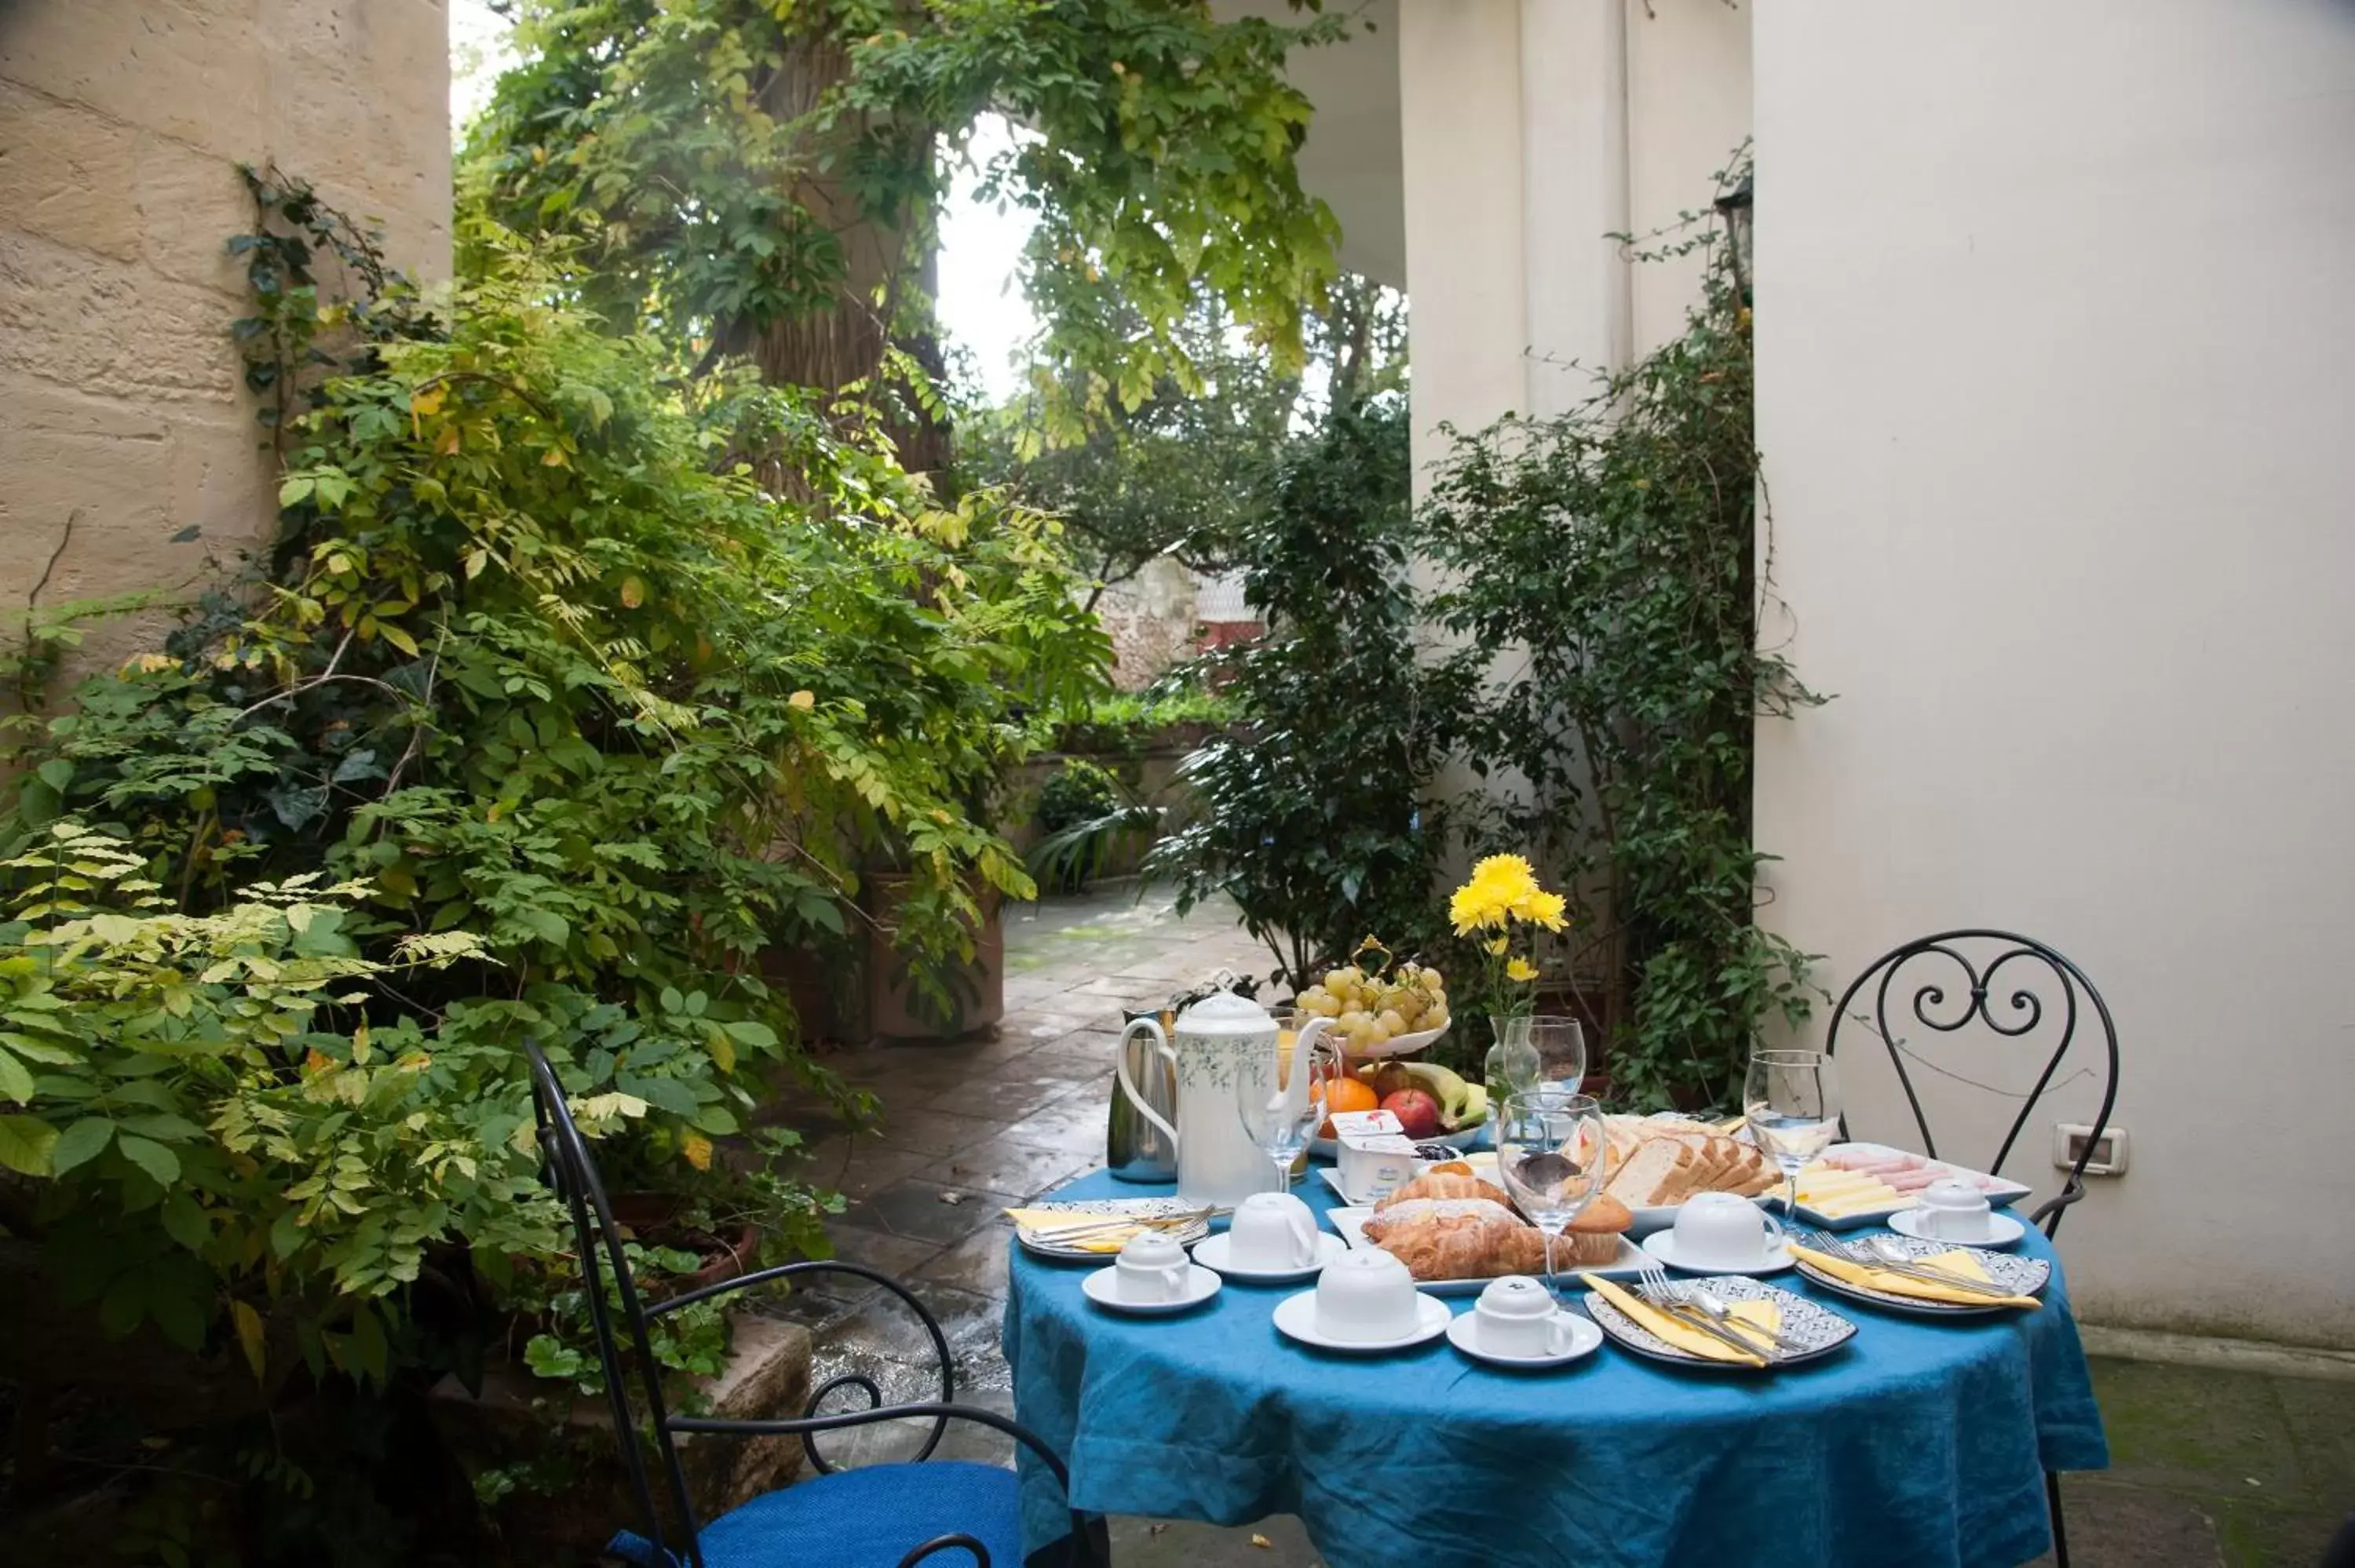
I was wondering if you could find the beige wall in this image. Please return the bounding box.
[1397,0,1752,473]
[1,0,450,683]
[1754,0,2355,1346]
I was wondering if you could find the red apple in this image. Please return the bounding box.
[1381,1088,1442,1140]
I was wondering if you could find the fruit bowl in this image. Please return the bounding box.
[1333,1019,1449,1061]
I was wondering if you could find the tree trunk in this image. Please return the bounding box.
[726,30,951,479]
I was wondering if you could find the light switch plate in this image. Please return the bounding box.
[2053,1123,2127,1176]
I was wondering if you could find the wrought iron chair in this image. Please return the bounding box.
[1820,929,2120,1568]
[523,1041,1097,1568]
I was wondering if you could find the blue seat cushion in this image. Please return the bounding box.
[608,1460,1024,1568]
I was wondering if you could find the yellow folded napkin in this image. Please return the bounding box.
[1004,1208,1147,1253]
[1787,1243,2040,1310]
[1579,1273,1776,1366]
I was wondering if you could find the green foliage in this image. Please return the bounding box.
[1145,399,1475,986]
[465,0,1350,425]
[0,821,551,1376]
[1051,677,1237,755]
[0,173,1106,1398]
[1034,758,1123,837]
[962,275,1404,596]
[1422,166,1821,1107]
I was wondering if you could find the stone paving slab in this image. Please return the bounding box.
[764,886,2355,1568]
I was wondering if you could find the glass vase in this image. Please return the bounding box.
[1484,1015,1542,1109]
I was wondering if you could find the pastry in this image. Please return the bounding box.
[1361,1198,1549,1280]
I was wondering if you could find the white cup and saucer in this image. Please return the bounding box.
[1273,1249,1450,1352]
[1444,1275,1603,1369]
[1887,1179,2027,1249]
[1193,1193,1348,1283]
[1641,1191,1796,1274]
[1080,1231,1223,1315]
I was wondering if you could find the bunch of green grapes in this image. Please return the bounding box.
[1294,959,1449,1052]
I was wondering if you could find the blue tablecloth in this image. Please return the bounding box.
[1005,1169,2107,1568]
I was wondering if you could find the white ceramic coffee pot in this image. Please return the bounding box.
[1115,989,1326,1207]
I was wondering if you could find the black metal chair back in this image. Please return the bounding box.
[1821,930,2120,1238]
[523,1040,1094,1568]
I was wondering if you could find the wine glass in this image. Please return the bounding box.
[1743,1048,1843,1220]
[1526,1014,1586,1094]
[1494,1091,1608,1299]
[1237,1037,1329,1194]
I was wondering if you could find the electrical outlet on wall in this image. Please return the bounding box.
[2054,1123,2127,1176]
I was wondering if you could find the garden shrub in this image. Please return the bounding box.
[1144,399,1477,988]
[0,174,1106,1384]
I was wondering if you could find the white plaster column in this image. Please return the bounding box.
[1517,0,1630,416]
[1397,0,1526,490]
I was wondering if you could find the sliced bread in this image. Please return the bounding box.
[1604,1137,1697,1207]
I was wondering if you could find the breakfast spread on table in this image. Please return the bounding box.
[1044,961,2050,1373]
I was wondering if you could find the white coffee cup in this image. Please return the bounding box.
[1670,1191,1784,1269]
[1473,1275,1570,1357]
[1313,1249,1422,1343]
[1227,1191,1318,1271]
[1113,1231,1192,1304]
[1915,1178,1995,1242]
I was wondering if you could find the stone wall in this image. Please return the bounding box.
[0,0,451,684]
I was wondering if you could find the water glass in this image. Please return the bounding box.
[1495,1091,1608,1298]
[1239,1041,1328,1194]
[1743,1048,1842,1219]
[1526,1014,1586,1093]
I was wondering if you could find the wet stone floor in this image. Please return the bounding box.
[754,886,2354,1568]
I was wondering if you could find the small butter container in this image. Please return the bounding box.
[1331,1110,1419,1203]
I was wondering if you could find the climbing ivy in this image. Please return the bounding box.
[1422,160,1822,1107]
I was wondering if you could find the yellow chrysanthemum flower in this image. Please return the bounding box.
[1485,935,1509,956]
[1505,957,1539,983]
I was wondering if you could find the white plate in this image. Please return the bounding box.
[1080,1263,1224,1315]
[1014,1198,1213,1262]
[1446,1308,1604,1369]
[1790,1234,2050,1318]
[1888,1208,2028,1249]
[1272,1289,1451,1353]
[1791,1142,2036,1230]
[1332,1020,1452,1062]
[1327,1206,1651,1290]
[1192,1231,1349,1284]
[1583,1275,1859,1371]
[1641,1230,1797,1277]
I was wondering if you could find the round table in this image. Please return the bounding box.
[1004,1169,2109,1568]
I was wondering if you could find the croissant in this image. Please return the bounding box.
[1362,1203,1550,1282]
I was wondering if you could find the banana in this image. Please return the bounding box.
[1404,1061,1470,1123]
[1450,1083,1489,1131]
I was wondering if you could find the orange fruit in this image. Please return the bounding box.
[1313,1077,1379,1138]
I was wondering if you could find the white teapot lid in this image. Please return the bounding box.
[1175,985,1273,1036]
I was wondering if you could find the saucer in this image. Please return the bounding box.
[1080,1264,1223,1316]
[1192,1231,1349,1284]
[1445,1309,1603,1369]
[1271,1289,1451,1354]
[1888,1209,2027,1249]
[1641,1231,1796,1276]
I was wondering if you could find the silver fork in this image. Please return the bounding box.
[1026,1208,1210,1245]
[1796,1227,2014,1300]
[1634,1264,1776,1361]
[1863,1234,2023,1296]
